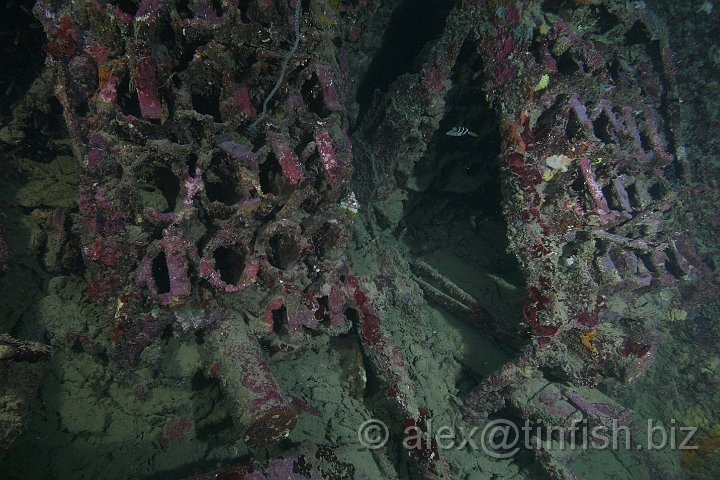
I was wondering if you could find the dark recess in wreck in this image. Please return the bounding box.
[354,0,455,127]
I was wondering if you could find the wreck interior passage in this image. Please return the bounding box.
[394,40,527,381]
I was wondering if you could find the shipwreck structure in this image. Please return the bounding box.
[1,0,716,478]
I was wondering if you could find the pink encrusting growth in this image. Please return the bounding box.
[579,158,612,217]
[314,130,342,187]
[229,84,257,118]
[159,416,194,449]
[259,283,351,344]
[269,136,305,184]
[84,44,109,65]
[421,62,445,94]
[261,297,285,333]
[346,276,415,403]
[83,238,135,268]
[285,288,319,333]
[327,284,346,327]
[207,318,298,448]
[135,56,163,119]
[183,167,204,206]
[198,230,259,293]
[97,72,120,104]
[137,233,193,304]
[199,256,259,293]
[259,290,308,343]
[315,64,341,111]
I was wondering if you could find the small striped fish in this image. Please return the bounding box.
[445,126,478,137]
